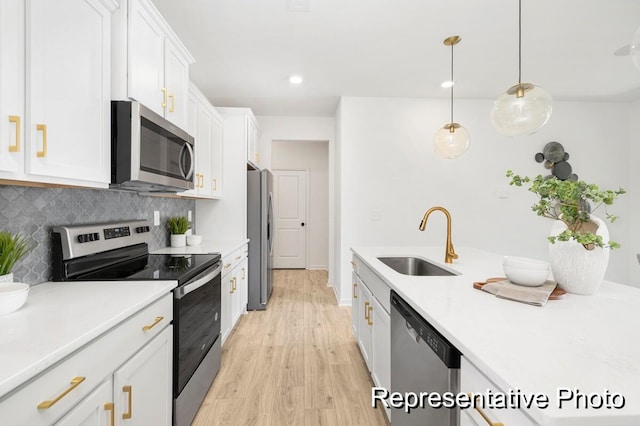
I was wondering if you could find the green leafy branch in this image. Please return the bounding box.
[506,170,625,250]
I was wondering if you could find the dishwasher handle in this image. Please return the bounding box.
[391,290,461,369]
[405,320,421,343]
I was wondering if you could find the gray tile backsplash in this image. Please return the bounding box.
[0,185,195,284]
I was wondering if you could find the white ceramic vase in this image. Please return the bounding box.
[548,216,610,295]
[0,273,13,283]
[170,234,186,248]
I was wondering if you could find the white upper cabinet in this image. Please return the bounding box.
[182,83,223,199]
[114,0,194,132]
[246,114,262,167]
[0,0,115,187]
[0,0,24,175]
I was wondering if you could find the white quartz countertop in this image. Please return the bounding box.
[0,280,176,399]
[151,238,249,257]
[351,246,640,426]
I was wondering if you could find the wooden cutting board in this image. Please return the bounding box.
[473,277,567,300]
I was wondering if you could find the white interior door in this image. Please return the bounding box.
[273,170,307,269]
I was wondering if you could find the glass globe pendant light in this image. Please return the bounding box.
[434,35,470,159]
[491,0,552,137]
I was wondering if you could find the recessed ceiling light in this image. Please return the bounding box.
[441,80,454,88]
[289,75,303,84]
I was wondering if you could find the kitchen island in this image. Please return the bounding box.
[352,246,640,426]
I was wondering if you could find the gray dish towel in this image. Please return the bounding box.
[481,280,557,306]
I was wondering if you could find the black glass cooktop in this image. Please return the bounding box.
[71,253,220,285]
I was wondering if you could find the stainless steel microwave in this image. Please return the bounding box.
[111,101,195,192]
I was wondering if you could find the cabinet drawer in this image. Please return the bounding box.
[357,260,390,315]
[222,244,248,275]
[460,356,537,425]
[0,294,172,426]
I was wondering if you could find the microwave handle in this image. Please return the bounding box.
[179,142,195,181]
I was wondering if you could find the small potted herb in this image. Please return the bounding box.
[0,231,33,283]
[167,216,190,248]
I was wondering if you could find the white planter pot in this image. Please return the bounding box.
[548,216,610,295]
[170,234,186,248]
[0,273,13,284]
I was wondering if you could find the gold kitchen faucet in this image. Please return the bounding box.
[418,206,458,264]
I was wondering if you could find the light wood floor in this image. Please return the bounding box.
[192,269,389,426]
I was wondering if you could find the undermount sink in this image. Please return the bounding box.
[377,256,457,276]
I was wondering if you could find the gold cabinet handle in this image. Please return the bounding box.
[198,173,204,188]
[351,261,356,267]
[364,301,370,321]
[104,402,115,426]
[161,88,167,108]
[122,385,133,419]
[9,115,20,152]
[233,277,237,292]
[353,282,358,299]
[142,316,164,331]
[36,124,47,157]
[224,263,231,269]
[468,393,504,426]
[367,305,373,326]
[241,268,246,280]
[168,94,175,112]
[230,277,235,294]
[213,178,217,191]
[235,256,241,260]
[37,376,85,409]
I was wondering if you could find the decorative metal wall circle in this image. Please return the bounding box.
[535,141,577,181]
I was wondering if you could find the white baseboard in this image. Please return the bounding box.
[307,265,328,270]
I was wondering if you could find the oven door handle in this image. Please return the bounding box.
[174,262,222,299]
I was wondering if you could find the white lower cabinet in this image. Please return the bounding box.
[113,326,172,425]
[55,379,113,426]
[351,254,391,419]
[356,277,372,370]
[0,294,173,426]
[461,356,537,425]
[370,295,390,401]
[221,244,249,345]
[351,271,360,337]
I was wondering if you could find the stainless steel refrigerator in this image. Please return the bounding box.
[247,169,274,310]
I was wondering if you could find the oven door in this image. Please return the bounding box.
[173,261,221,396]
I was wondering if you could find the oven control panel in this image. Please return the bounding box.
[104,226,131,240]
[53,220,152,260]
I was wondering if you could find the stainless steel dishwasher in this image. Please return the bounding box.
[390,290,461,425]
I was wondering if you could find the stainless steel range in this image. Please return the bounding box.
[52,220,221,426]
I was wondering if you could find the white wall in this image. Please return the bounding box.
[256,116,337,287]
[336,97,634,305]
[629,100,640,286]
[272,141,329,270]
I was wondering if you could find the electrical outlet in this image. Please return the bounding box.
[153,211,160,226]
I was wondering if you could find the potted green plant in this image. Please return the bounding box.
[167,216,190,248]
[0,231,32,283]
[506,170,625,294]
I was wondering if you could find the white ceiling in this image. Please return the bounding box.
[151,0,640,117]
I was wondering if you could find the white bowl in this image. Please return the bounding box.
[503,256,550,270]
[186,235,202,246]
[503,264,549,287]
[0,283,29,315]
